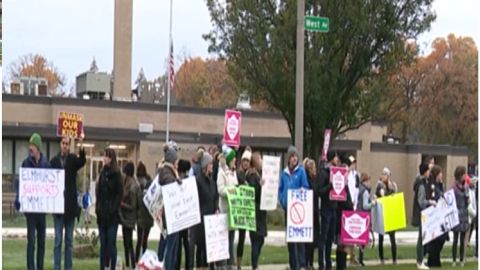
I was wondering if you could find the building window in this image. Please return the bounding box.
[2,139,13,174]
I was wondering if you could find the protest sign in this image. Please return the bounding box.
[421,189,459,245]
[287,189,313,242]
[329,166,348,201]
[260,155,281,210]
[143,175,164,229]
[321,129,332,161]
[162,176,201,235]
[227,185,256,231]
[204,213,230,263]
[57,111,84,139]
[341,211,370,245]
[19,168,65,213]
[372,192,406,235]
[223,109,241,147]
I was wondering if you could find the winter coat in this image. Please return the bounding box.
[120,176,141,228]
[453,184,469,232]
[237,168,248,186]
[196,170,219,218]
[318,166,338,211]
[217,165,238,213]
[50,149,86,220]
[246,168,267,237]
[307,172,320,244]
[278,164,310,210]
[411,176,431,227]
[96,165,123,226]
[15,153,51,212]
[357,183,374,212]
[137,176,154,229]
[375,179,397,198]
[158,162,180,186]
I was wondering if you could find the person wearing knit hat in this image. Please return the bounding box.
[278,145,310,270]
[15,132,51,270]
[236,146,252,269]
[217,145,239,268]
[175,159,193,270]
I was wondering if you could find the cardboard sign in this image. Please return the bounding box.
[372,192,406,235]
[341,211,370,245]
[421,189,460,245]
[223,109,241,147]
[57,112,84,139]
[321,129,332,161]
[19,168,65,213]
[260,155,281,210]
[204,214,230,263]
[287,189,313,243]
[329,166,348,201]
[143,175,164,229]
[227,186,256,231]
[162,176,201,235]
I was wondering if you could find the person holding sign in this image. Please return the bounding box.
[317,151,340,270]
[451,166,470,267]
[356,173,377,267]
[236,147,252,270]
[15,133,51,270]
[176,159,194,270]
[278,145,310,270]
[50,136,86,270]
[374,167,398,265]
[246,151,267,270]
[135,162,154,263]
[195,152,219,270]
[303,158,319,270]
[96,148,123,270]
[217,145,239,269]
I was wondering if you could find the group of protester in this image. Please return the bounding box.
[14,132,478,270]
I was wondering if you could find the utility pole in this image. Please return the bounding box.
[295,0,305,160]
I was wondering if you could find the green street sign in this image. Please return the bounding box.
[304,16,329,32]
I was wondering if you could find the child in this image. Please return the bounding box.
[357,173,377,266]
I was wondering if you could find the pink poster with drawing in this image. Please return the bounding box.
[329,166,348,201]
[223,110,242,147]
[341,211,370,246]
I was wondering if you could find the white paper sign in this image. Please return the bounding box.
[19,168,65,213]
[204,214,230,263]
[421,189,460,245]
[163,176,201,235]
[286,189,313,243]
[143,175,164,229]
[260,155,281,210]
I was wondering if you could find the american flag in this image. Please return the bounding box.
[169,41,175,93]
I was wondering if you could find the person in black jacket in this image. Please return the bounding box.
[194,152,219,270]
[335,164,354,270]
[236,147,252,270]
[50,137,86,270]
[96,148,123,270]
[136,161,153,263]
[246,151,267,270]
[318,151,340,270]
[176,159,193,270]
[303,158,319,270]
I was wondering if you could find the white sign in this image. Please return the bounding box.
[163,176,201,235]
[287,189,313,242]
[421,189,460,245]
[204,214,230,263]
[19,168,65,213]
[143,175,164,229]
[260,155,281,210]
[139,123,154,133]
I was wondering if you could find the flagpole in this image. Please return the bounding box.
[166,0,173,143]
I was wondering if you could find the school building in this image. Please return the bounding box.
[2,94,470,223]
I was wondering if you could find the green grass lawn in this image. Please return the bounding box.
[2,238,477,270]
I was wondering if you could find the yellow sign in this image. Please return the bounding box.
[378,192,407,233]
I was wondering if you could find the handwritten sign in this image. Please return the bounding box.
[162,176,201,235]
[19,168,65,213]
[287,189,313,242]
[223,109,242,147]
[227,186,256,231]
[143,175,164,230]
[260,155,281,210]
[57,112,84,139]
[329,166,347,201]
[321,129,332,161]
[421,189,459,245]
[204,214,230,263]
[341,211,370,245]
[372,192,406,235]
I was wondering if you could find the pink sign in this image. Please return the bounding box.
[223,110,242,147]
[321,129,332,161]
[329,166,347,201]
[341,211,370,246]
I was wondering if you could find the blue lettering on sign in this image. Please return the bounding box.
[290,190,307,202]
[287,226,313,238]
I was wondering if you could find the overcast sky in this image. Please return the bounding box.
[3,0,479,90]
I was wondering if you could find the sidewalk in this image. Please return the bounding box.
[3,227,475,247]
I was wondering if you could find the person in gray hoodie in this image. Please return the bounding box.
[452,166,469,267]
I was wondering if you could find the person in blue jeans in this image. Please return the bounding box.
[96,148,123,270]
[278,145,310,270]
[50,136,86,270]
[15,133,50,270]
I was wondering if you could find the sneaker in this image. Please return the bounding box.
[417,263,430,269]
[453,262,457,267]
